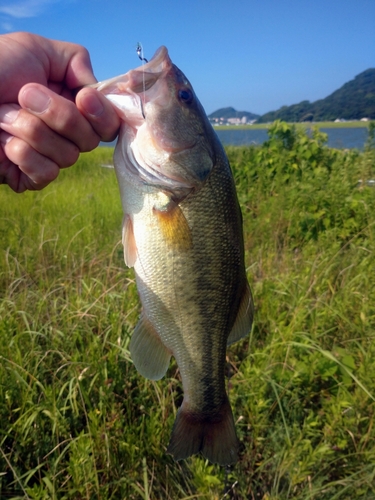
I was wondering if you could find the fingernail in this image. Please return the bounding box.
[21,87,51,114]
[0,131,14,145]
[0,104,19,124]
[81,92,104,117]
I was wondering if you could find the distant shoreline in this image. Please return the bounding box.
[213,121,371,130]
[100,120,371,149]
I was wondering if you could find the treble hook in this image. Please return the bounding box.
[136,43,148,63]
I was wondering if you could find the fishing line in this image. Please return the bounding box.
[136,42,148,119]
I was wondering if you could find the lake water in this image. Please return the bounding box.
[215,127,368,150]
[101,127,369,150]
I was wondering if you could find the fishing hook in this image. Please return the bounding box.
[136,42,148,63]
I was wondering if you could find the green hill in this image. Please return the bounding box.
[208,106,259,121]
[257,68,375,123]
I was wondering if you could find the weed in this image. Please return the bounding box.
[1,128,375,498]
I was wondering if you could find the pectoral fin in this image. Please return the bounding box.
[122,214,137,268]
[153,202,193,251]
[130,315,171,380]
[227,282,254,346]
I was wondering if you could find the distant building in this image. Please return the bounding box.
[209,115,258,126]
[227,118,242,125]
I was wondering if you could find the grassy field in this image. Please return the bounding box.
[0,122,375,499]
[214,121,370,131]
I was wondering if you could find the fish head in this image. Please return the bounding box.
[95,46,217,197]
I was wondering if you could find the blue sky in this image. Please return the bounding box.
[0,0,374,115]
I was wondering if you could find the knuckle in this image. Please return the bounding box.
[56,103,78,131]
[62,145,80,167]
[78,46,91,62]
[20,110,83,164]
[80,135,100,153]
[24,159,59,186]
[5,137,60,186]
[15,111,49,145]
[9,136,30,159]
[54,106,99,152]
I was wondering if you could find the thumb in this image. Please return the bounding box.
[45,37,97,89]
[76,87,121,142]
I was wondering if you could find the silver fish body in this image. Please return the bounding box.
[96,46,253,465]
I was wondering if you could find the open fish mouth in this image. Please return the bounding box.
[94,46,172,108]
[93,46,197,155]
[93,43,217,196]
[95,46,169,92]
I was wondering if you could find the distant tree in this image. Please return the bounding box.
[256,68,375,122]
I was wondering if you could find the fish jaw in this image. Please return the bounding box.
[94,46,171,127]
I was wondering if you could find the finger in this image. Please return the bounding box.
[0,33,97,103]
[76,87,121,142]
[0,132,60,190]
[0,145,23,192]
[0,103,80,168]
[0,157,35,193]
[46,37,97,89]
[18,83,100,152]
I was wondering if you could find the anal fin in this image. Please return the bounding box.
[227,282,254,346]
[130,315,171,380]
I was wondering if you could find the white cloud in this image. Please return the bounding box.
[0,0,58,19]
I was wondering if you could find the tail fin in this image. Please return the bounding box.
[166,397,239,466]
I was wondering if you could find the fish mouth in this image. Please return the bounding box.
[96,46,197,156]
[94,46,171,104]
[95,46,207,193]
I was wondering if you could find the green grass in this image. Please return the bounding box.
[1,123,375,499]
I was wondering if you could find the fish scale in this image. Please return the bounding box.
[95,45,253,465]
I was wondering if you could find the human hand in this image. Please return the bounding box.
[0,32,120,192]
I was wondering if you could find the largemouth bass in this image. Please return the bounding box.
[96,46,253,465]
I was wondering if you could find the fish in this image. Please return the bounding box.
[95,46,253,466]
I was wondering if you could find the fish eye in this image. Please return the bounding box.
[178,88,193,105]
